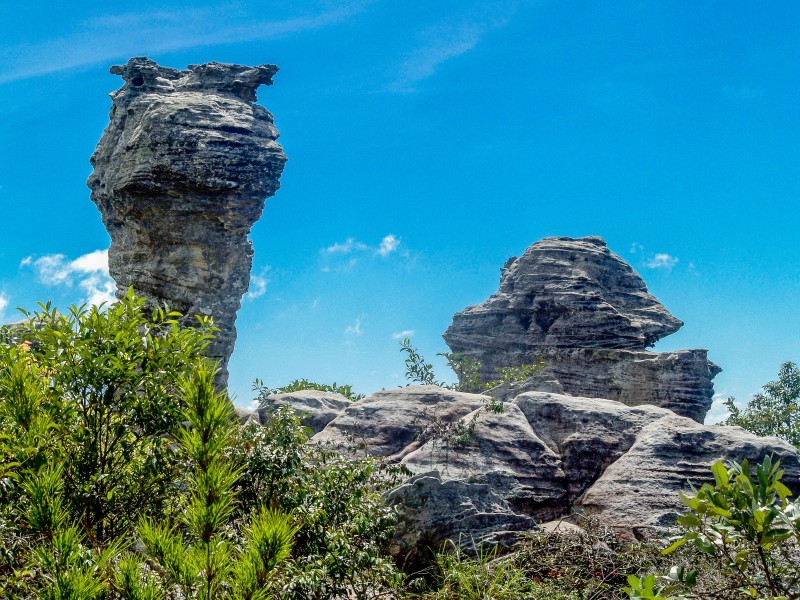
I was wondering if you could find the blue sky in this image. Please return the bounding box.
[1,1,798,421]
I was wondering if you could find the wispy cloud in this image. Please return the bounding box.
[377,234,400,257]
[323,238,370,255]
[21,249,116,307]
[321,234,404,271]
[705,391,733,425]
[392,329,414,339]
[0,2,373,85]
[344,317,363,336]
[390,0,521,92]
[645,253,678,270]
[246,267,270,301]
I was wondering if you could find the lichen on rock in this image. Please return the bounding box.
[88,57,287,387]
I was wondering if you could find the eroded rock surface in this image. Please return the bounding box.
[444,236,720,421]
[315,387,800,557]
[88,57,287,387]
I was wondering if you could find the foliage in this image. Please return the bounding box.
[399,337,542,395]
[625,455,800,599]
[410,516,670,599]
[231,406,406,598]
[722,362,800,447]
[0,292,407,599]
[253,378,365,401]
[0,290,215,543]
[411,542,580,600]
[131,365,297,599]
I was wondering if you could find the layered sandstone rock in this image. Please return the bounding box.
[444,236,720,422]
[314,387,800,557]
[88,57,286,387]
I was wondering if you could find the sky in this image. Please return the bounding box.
[1,1,798,421]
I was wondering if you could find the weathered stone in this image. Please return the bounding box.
[577,415,800,537]
[317,385,800,552]
[514,392,668,506]
[312,385,485,461]
[258,390,352,434]
[401,403,567,519]
[234,407,260,427]
[88,57,286,388]
[443,236,720,422]
[385,473,537,564]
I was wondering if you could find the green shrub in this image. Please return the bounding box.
[722,361,800,447]
[625,455,800,599]
[253,378,365,401]
[231,406,407,598]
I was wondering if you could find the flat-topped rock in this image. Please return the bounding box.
[88,57,287,388]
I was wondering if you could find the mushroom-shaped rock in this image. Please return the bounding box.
[88,57,287,388]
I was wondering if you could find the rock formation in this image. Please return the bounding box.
[443,236,720,422]
[88,57,287,387]
[258,390,353,434]
[312,386,800,559]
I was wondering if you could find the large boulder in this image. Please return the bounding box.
[315,387,800,556]
[312,385,486,461]
[443,236,720,422]
[88,57,287,388]
[576,415,800,537]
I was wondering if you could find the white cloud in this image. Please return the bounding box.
[323,238,370,255]
[392,330,415,339]
[705,391,733,425]
[322,234,403,262]
[645,253,678,270]
[345,317,363,336]
[390,1,520,92]
[22,249,116,307]
[0,2,373,84]
[0,293,9,319]
[246,268,270,301]
[629,242,644,254]
[377,234,400,257]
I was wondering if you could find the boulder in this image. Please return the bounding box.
[443,236,720,422]
[316,386,800,554]
[577,415,800,537]
[401,403,567,519]
[312,385,486,461]
[258,389,352,434]
[88,57,287,388]
[514,392,668,505]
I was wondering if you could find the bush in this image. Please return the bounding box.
[231,406,406,598]
[722,362,800,447]
[625,455,800,599]
[0,292,407,598]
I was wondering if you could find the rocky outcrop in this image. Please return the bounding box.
[258,390,353,434]
[88,57,287,387]
[312,385,486,461]
[444,236,720,422]
[314,387,800,558]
